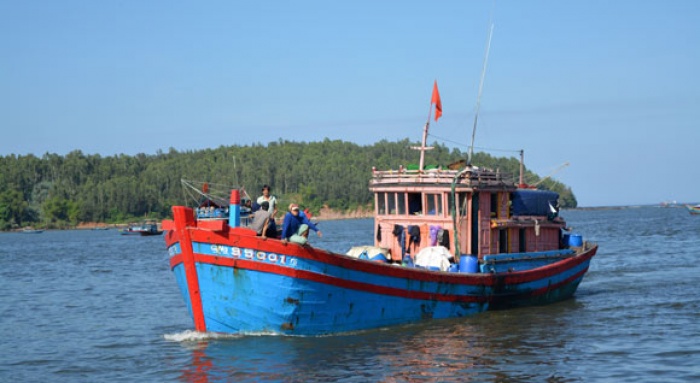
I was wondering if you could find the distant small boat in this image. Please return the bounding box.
[120,225,144,235]
[139,223,164,236]
[21,228,44,234]
[685,205,700,215]
[120,223,163,236]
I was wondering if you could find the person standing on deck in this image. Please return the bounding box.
[257,184,278,235]
[256,185,278,217]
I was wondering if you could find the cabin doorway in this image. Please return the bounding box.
[471,193,479,256]
[499,229,508,253]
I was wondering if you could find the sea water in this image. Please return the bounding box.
[1,206,699,382]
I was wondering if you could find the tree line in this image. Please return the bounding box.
[0,139,577,230]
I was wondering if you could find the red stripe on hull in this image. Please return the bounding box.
[179,225,596,285]
[187,228,574,285]
[531,266,589,296]
[500,247,595,284]
[172,207,207,332]
[193,254,488,303]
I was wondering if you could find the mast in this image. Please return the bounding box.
[412,80,439,171]
[417,122,432,172]
[467,23,494,166]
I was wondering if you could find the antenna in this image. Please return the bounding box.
[467,23,494,165]
[532,162,570,187]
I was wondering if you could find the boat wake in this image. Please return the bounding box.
[163,330,242,342]
[163,329,289,342]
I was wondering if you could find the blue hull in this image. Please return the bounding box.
[166,229,595,336]
[172,260,489,335]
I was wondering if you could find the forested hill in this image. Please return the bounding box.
[0,139,577,229]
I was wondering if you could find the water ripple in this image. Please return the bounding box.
[1,209,699,382]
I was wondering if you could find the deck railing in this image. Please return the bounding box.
[370,166,515,188]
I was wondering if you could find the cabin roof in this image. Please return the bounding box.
[369,165,516,192]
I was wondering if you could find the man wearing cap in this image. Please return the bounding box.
[281,203,322,242]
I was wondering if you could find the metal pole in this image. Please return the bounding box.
[468,23,494,165]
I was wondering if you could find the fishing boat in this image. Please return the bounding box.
[163,102,597,336]
[21,227,44,234]
[685,204,700,215]
[163,27,597,334]
[163,156,597,335]
[120,225,145,235]
[120,223,163,236]
[138,223,164,236]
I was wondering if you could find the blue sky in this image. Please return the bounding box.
[1,1,698,207]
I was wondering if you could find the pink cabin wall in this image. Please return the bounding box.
[525,227,560,252]
[372,189,565,260]
[478,193,492,257]
[375,219,454,262]
[373,188,457,261]
[494,226,561,254]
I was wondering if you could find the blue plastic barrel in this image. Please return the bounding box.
[568,234,583,247]
[459,254,479,273]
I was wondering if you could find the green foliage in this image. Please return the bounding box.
[0,139,577,230]
[42,196,80,228]
[0,187,29,229]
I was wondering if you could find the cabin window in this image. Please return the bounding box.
[426,193,442,216]
[426,195,434,215]
[377,192,386,215]
[490,193,498,217]
[458,193,468,217]
[397,193,406,215]
[519,228,526,252]
[408,193,421,215]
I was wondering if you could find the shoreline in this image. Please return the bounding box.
[10,205,679,232]
[12,207,375,232]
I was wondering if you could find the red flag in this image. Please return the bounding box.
[431,80,442,121]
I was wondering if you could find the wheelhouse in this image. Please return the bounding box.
[369,165,565,263]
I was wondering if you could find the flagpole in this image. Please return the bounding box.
[414,81,438,172]
[419,90,434,172]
